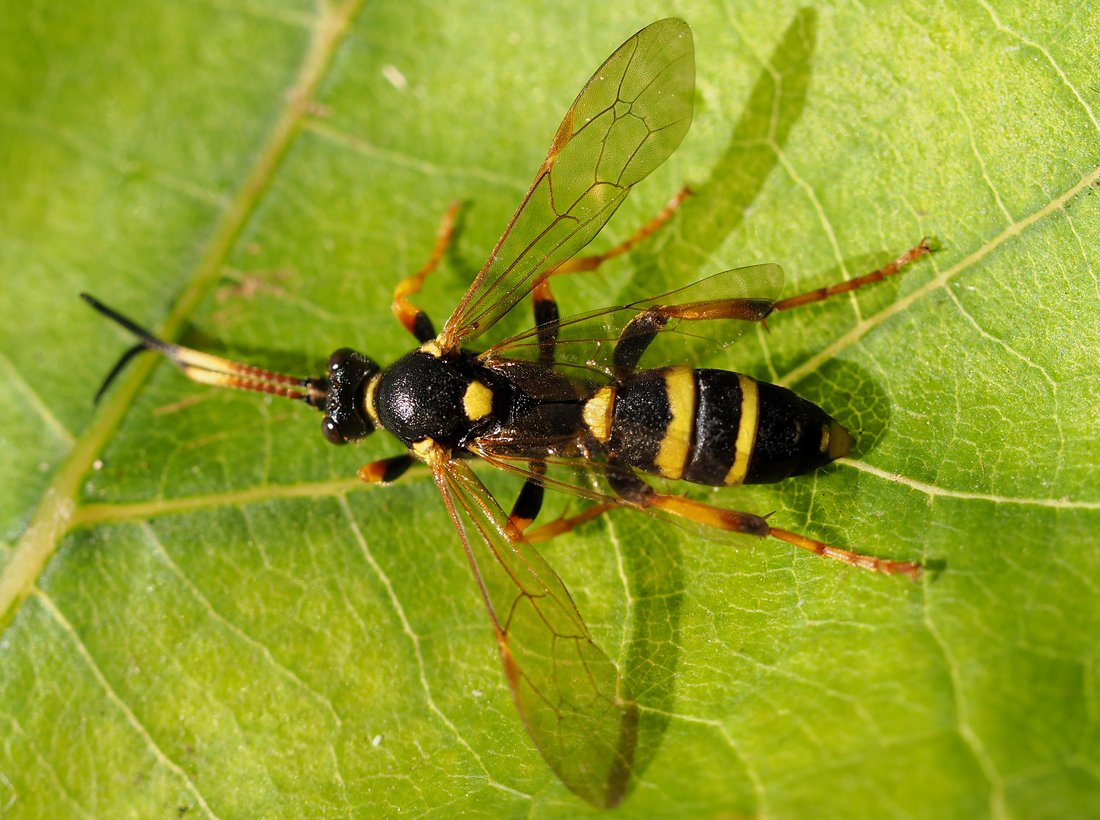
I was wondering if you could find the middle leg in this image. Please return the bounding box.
[528,186,693,342]
[771,239,933,313]
[508,462,547,533]
[507,461,618,544]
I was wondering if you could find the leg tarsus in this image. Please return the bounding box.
[768,527,921,580]
[772,238,934,313]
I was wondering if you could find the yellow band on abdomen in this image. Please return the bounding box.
[653,366,695,480]
[723,374,759,485]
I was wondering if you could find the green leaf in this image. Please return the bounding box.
[2,1,1098,816]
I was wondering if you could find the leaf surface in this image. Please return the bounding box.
[1,1,1097,816]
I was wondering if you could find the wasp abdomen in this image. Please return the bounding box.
[745,377,851,483]
[602,367,851,487]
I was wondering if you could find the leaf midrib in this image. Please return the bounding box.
[0,0,367,625]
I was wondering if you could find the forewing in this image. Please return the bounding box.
[481,263,784,377]
[440,18,694,349]
[430,452,637,807]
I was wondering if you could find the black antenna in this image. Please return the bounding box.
[81,293,328,406]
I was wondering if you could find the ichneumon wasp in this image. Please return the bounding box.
[84,17,932,807]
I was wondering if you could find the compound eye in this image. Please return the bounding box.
[327,348,355,374]
[322,415,346,445]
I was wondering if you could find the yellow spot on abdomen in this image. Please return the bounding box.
[463,380,494,421]
[827,420,852,460]
[583,387,616,443]
[654,366,695,480]
[723,375,759,486]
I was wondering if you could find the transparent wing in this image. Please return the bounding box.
[439,18,695,350]
[470,437,637,507]
[428,448,637,807]
[468,440,739,546]
[480,263,784,377]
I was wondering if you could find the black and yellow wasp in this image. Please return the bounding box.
[84,18,930,808]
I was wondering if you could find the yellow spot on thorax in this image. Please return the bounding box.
[653,366,695,480]
[463,380,494,421]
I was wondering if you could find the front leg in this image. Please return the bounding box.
[357,454,418,484]
[391,202,462,342]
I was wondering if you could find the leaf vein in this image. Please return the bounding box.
[778,163,1100,387]
[0,352,74,447]
[921,596,1006,817]
[33,591,220,818]
[636,703,767,810]
[949,87,1016,225]
[976,0,1100,136]
[0,714,92,818]
[305,120,529,193]
[843,460,1099,509]
[335,496,531,803]
[138,521,346,732]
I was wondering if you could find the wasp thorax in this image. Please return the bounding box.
[320,347,379,445]
[374,351,489,447]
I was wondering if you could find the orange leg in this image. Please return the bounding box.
[771,238,934,313]
[641,493,921,579]
[392,201,462,342]
[522,503,617,544]
[550,186,692,277]
[768,527,920,579]
[602,460,920,579]
[517,480,920,578]
[357,454,417,484]
[530,186,693,361]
